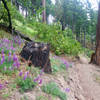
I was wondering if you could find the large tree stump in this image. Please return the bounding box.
[20,42,52,73]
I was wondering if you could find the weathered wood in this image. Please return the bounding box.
[20,42,52,73]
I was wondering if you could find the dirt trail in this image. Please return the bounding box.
[67,56,100,100]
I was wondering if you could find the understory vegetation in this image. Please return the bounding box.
[0,2,82,56]
[0,0,97,99]
[42,82,67,100]
[0,34,70,99]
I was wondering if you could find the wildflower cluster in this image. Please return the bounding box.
[0,50,20,75]
[0,36,23,54]
[16,68,44,92]
[0,36,23,74]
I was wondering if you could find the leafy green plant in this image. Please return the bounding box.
[16,77,36,93]
[0,2,25,25]
[42,82,67,100]
[51,57,66,73]
[36,96,48,100]
[84,48,94,57]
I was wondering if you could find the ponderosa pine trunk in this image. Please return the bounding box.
[90,2,100,65]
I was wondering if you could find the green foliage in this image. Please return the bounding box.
[42,82,67,100]
[84,48,94,57]
[12,15,82,56]
[36,96,48,100]
[16,77,36,93]
[50,57,66,73]
[26,19,82,56]
[0,56,14,75]
[0,2,25,25]
[0,0,82,56]
[13,20,37,38]
[50,34,82,55]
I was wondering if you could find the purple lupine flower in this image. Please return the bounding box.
[19,71,23,77]
[16,61,20,68]
[18,40,22,45]
[8,51,12,62]
[1,59,3,65]
[64,61,69,69]
[23,72,28,80]
[26,71,29,75]
[38,79,42,84]
[1,49,4,54]
[33,76,40,82]
[13,62,17,67]
[11,46,15,51]
[0,84,3,90]
[53,56,57,59]
[13,53,18,62]
[1,51,5,62]
[5,81,8,84]
[65,88,70,92]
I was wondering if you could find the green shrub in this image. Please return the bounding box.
[16,77,37,93]
[27,20,82,56]
[0,2,25,25]
[42,82,67,100]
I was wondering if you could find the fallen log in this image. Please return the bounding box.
[20,42,52,73]
[0,24,33,42]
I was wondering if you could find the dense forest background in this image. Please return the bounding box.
[1,1,100,100]
[0,0,98,56]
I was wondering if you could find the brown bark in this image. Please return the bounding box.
[20,42,52,73]
[90,2,100,65]
[42,0,46,23]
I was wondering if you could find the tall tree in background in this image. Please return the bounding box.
[42,0,46,23]
[90,2,100,65]
[1,0,12,29]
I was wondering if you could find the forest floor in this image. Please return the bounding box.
[0,31,100,100]
[1,55,100,100]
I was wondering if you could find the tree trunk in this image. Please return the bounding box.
[1,0,12,29]
[42,0,46,23]
[84,29,86,47]
[90,2,100,65]
[26,7,28,17]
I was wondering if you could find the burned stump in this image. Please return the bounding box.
[20,42,52,73]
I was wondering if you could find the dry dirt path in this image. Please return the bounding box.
[67,56,100,100]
